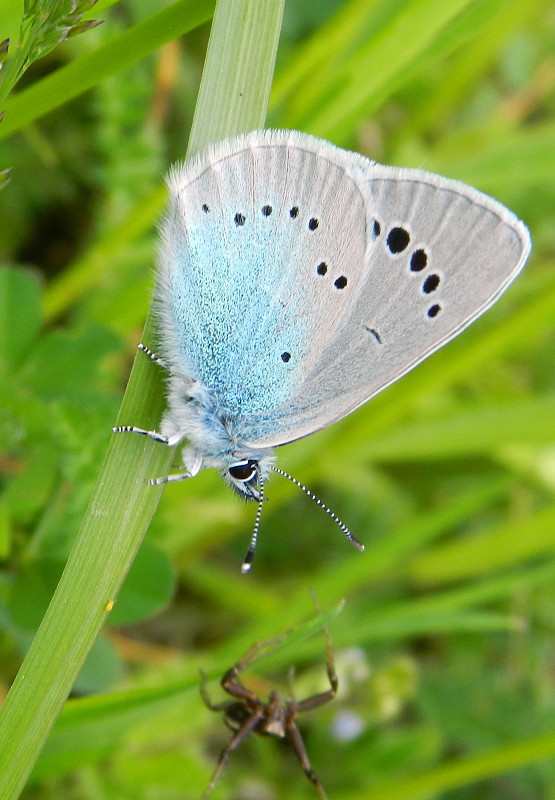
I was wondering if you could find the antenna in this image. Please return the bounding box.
[271,465,364,552]
[241,468,266,573]
[241,465,364,573]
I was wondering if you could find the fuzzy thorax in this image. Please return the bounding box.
[160,372,274,497]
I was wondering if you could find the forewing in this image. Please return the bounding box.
[156,131,370,419]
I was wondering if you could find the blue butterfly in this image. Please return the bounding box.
[114,130,531,570]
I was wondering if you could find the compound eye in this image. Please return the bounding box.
[228,460,258,482]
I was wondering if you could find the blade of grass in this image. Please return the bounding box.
[428,120,555,195]
[277,0,527,140]
[394,0,543,146]
[0,1,285,797]
[380,558,555,620]
[410,503,555,585]
[295,0,476,141]
[190,559,555,678]
[187,0,284,154]
[361,395,555,462]
[354,728,555,800]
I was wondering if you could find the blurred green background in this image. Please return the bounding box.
[1,0,555,798]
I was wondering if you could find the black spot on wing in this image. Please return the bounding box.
[386,227,410,253]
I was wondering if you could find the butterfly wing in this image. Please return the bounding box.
[157,130,371,419]
[157,131,530,449]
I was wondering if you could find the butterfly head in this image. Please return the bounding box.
[224,453,274,500]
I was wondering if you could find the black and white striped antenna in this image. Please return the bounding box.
[241,465,364,573]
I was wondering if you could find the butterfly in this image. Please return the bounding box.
[114,129,531,570]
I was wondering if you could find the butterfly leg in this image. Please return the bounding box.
[147,471,194,486]
[112,343,175,442]
[137,342,168,370]
[112,425,172,444]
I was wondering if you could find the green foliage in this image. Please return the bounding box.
[0,0,554,798]
[0,0,102,108]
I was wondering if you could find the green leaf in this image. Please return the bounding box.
[20,324,120,399]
